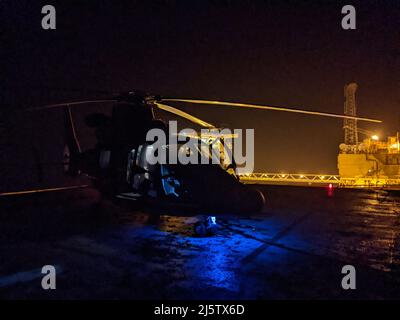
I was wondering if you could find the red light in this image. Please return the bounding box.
[327,183,334,197]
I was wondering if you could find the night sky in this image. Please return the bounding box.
[1,0,400,190]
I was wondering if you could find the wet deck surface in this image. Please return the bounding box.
[1,185,400,299]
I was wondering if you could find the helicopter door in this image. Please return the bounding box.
[127,144,159,197]
[160,165,181,197]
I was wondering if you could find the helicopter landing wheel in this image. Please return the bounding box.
[194,216,218,236]
[194,221,207,236]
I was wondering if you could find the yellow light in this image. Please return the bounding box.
[300,175,304,178]
[281,174,286,178]
[390,143,399,149]
[371,135,379,141]
[320,176,325,179]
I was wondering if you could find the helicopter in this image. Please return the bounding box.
[1,90,381,235]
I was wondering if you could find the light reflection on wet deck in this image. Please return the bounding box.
[1,185,400,299]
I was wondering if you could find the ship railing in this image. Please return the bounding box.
[238,173,400,188]
[238,173,340,185]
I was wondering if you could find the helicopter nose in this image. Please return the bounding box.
[248,188,266,212]
[235,188,265,213]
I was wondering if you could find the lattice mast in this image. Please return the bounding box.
[344,83,358,145]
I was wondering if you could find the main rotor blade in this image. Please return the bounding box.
[25,98,216,127]
[162,99,382,123]
[28,99,117,111]
[154,102,215,128]
[0,185,90,197]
